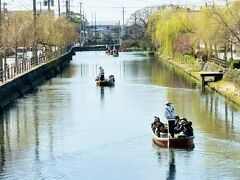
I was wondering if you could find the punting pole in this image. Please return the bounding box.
[167,119,170,148]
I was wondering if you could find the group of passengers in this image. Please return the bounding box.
[151,102,194,138]
[105,45,118,55]
[151,116,194,138]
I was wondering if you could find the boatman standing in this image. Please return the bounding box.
[165,102,175,138]
[99,66,105,80]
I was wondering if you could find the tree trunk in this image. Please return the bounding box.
[224,42,228,67]
[214,43,218,58]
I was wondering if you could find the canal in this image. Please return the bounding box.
[0,51,240,179]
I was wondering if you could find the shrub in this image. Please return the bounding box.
[223,69,240,88]
[229,60,240,69]
[173,54,201,71]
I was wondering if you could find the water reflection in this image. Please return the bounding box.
[100,87,104,102]
[0,51,239,179]
[0,118,5,174]
[198,90,240,140]
[33,94,40,161]
[167,149,176,180]
[153,143,176,180]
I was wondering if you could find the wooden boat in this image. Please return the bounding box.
[152,130,194,149]
[95,75,115,86]
[148,51,154,56]
[113,52,119,57]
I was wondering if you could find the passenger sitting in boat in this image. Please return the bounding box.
[151,116,160,130]
[182,121,194,136]
[174,116,180,126]
[99,67,105,80]
[108,75,115,83]
[151,116,167,137]
[174,117,194,136]
[174,116,181,133]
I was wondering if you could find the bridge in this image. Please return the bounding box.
[71,44,120,52]
[200,71,224,89]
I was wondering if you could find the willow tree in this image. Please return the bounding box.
[210,2,240,47]
[37,12,77,52]
[147,11,164,49]
[54,17,77,47]
[2,12,33,63]
[209,1,240,60]
[149,9,194,57]
[37,12,57,50]
[192,6,227,59]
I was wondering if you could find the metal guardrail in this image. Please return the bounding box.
[0,47,67,83]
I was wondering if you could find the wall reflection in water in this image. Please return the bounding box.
[0,77,72,177]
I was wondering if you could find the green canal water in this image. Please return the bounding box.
[0,51,240,179]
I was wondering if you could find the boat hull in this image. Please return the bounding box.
[152,132,194,149]
[113,53,119,57]
[96,80,114,86]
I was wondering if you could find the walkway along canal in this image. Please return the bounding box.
[0,51,239,179]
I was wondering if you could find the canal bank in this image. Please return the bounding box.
[157,53,240,105]
[0,48,75,110]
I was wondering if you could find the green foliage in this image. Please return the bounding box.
[173,54,201,71]
[148,9,194,57]
[223,69,240,88]
[37,12,77,47]
[229,60,240,69]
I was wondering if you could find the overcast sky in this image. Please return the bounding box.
[4,0,226,24]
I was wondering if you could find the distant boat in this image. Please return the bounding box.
[152,130,194,149]
[148,51,154,56]
[95,75,115,86]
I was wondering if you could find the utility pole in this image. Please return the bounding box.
[83,11,86,44]
[2,2,6,17]
[68,0,71,12]
[91,12,93,43]
[40,2,42,14]
[94,12,96,43]
[134,13,137,39]
[79,2,82,44]
[33,0,37,64]
[118,20,121,46]
[2,2,6,69]
[0,0,2,82]
[58,0,60,17]
[66,0,68,19]
[122,7,125,37]
[48,0,50,12]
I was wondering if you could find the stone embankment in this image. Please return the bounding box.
[0,48,75,110]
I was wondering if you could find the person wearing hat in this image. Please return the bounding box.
[99,66,105,80]
[165,102,175,138]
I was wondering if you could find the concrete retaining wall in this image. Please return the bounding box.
[0,48,74,110]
